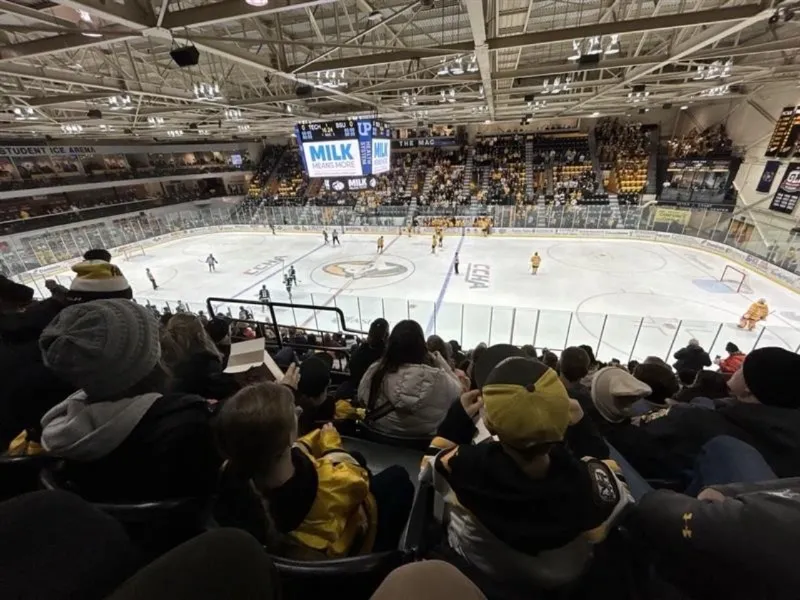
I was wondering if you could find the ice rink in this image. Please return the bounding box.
[46,231,800,361]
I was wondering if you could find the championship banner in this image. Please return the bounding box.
[765,106,797,157]
[769,162,800,215]
[756,160,781,193]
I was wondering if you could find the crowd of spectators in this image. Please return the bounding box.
[595,118,650,164]
[2,259,799,599]
[667,124,733,158]
[474,138,525,205]
[419,149,468,208]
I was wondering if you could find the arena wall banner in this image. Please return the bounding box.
[769,162,800,215]
[756,160,781,193]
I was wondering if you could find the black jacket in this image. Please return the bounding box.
[60,394,220,502]
[638,403,800,478]
[629,480,800,599]
[348,341,384,387]
[673,345,712,373]
[0,299,72,446]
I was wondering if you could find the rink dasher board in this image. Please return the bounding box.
[18,224,800,297]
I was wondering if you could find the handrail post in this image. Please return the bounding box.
[460,303,465,346]
[533,309,540,348]
[665,319,683,361]
[488,306,494,345]
[564,312,573,349]
[628,317,644,362]
[268,302,282,349]
[751,326,766,351]
[381,298,386,319]
[357,297,363,330]
[708,322,724,355]
[595,314,608,357]
[509,308,517,344]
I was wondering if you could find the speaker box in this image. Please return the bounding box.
[87,109,102,119]
[170,46,200,68]
[578,54,600,65]
[295,85,313,98]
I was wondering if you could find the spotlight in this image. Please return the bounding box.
[568,39,581,61]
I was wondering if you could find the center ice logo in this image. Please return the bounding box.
[323,260,408,279]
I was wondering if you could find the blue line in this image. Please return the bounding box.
[232,242,326,300]
[426,234,465,335]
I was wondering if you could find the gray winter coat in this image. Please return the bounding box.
[357,356,462,436]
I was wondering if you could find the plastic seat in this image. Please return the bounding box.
[0,454,56,501]
[40,465,211,556]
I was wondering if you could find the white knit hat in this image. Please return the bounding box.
[67,260,132,303]
[40,299,160,400]
[591,366,652,423]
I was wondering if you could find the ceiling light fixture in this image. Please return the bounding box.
[367,9,382,22]
[542,75,570,95]
[604,34,620,55]
[245,0,269,7]
[224,108,243,121]
[437,59,449,76]
[586,36,602,55]
[61,124,83,134]
[166,129,183,137]
[107,94,132,110]
[147,116,164,127]
[680,105,689,110]
[100,124,114,132]
[450,57,464,75]
[193,81,223,101]
[314,69,347,89]
[237,124,251,132]
[626,90,650,103]
[591,111,600,117]
[692,59,732,81]
[700,84,730,97]
[568,39,582,61]
[478,84,485,99]
[467,54,479,73]
[198,129,211,135]
[12,107,37,121]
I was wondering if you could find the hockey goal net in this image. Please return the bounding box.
[720,265,752,293]
[119,244,146,261]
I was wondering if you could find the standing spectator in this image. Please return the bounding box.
[357,320,463,436]
[673,338,711,375]
[39,299,219,501]
[717,342,746,374]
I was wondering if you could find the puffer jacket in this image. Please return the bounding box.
[357,355,463,436]
[719,351,746,374]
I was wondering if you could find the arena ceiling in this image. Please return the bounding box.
[0,0,797,140]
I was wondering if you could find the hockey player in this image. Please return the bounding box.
[176,300,187,313]
[431,233,437,254]
[530,252,541,275]
[454,252,460,275]
[146,267,158,290]
[323,229,329,244]
[739,298,769,331]
[437,228,444,248]
[377,235,385,253]
[284,273,293,300]
[238,305,250,320]
[332,229,340,246]
[288,265,298,286]
[258,285,271,312]
[269,223,276,235]
[206,253,219,272]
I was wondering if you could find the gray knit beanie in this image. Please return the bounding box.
[39,299,161,401]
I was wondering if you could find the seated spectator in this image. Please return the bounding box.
[638,347,800,478]
[426,334,452,365]
[214,381,413,557]
[357,320,463,436]
[558,346,592,410]
[204,317,232,369]
[162,313,240,401]
[631,361,680,414]
[294,355,335,435]
[629,477,800,600]
[427,356,630,591]
[345,318,388,395]
[39,299,219,501]
[591,367,684,480]
[717,341,746,374]
[672,338,711,377]
[673,370,730,405]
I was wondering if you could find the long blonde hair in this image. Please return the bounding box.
[214,382,297,548]
[165,313,222,362]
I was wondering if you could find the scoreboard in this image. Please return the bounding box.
[295,118,391,179]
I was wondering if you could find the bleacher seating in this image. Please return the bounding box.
[474,137,525,205]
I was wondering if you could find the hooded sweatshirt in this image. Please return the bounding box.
[429,401,631,590]
[40,391,219,502]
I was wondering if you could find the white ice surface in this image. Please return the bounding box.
[43,231,800,362]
